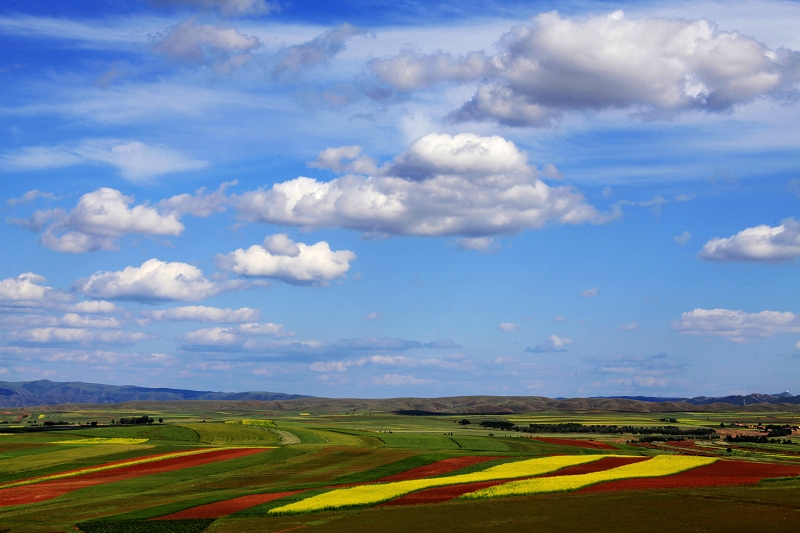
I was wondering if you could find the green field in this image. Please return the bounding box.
[0,403,798,532]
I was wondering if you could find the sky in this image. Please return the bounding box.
[1,0,800,399]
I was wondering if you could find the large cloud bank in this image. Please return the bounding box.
[371,11,800,126]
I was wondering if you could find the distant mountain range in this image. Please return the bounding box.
[0,380,797,410]
[605,392,798,406]
[0,380,311,407]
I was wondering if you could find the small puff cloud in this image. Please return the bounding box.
[274,23,366,75]
[579,287,600,298]
[498,322,520,332]
[142,305,260,323]
[456,237,499,253]
[216,234,356,285]
[73,258,236,301]
[154,19,261,72]
[673,308,800,343]
[236,133,598,238]
[526,334,573,353]
[673,231,691,246]
[699,219,800,263]
[3,140,206,182]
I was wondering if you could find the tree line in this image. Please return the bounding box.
[479,421,716,436]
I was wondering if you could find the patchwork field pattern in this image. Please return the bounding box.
[268,455,607,513]
[0,407,797,533]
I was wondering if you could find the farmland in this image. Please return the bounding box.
[0,401,798,532]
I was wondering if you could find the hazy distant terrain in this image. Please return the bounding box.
[0,380,310,407]
[2,380,798,412]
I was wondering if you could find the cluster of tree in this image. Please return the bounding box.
[725,435,794,444]
[764,425,793,438]
[116,415,155,425]
[659,418,678,423]
[43,420,70,426]
[479,421,715,437]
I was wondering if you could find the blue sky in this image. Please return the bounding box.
[1,0,800,398]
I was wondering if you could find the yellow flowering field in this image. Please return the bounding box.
[225,419,275,426]
[462,455,717,499]
[57,438,149,445]
[270,454,609,514]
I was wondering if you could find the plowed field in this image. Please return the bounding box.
[0,448,268,507]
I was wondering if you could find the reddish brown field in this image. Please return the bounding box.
[581,459,800,493]
[378,456,505,482]
[382,456,646,506]
[0,447,268,507]
[157,490,305,519]
[533,438,616,450]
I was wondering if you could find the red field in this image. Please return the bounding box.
[580,459,800,493]
[378,456,506,482]
[157,490,305,519]
[533,438,617,450]
[0,448,268,507]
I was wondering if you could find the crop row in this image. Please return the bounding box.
[57,438,150,445]
[0,448,229,490]
[462,455,717,498]
[269,455,607,514]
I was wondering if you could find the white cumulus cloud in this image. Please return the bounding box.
[580,287,600,298]
[673,308,800,343]
[235,133,598,238]
[216,233,355,285]
[372,11,800,126]
[498,322,520,332]
[700,219,800,263]
[73,258,235,301]
[9,188,184,253]
[0,273,72,309]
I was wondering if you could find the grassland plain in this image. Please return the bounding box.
[0,404,797,532]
